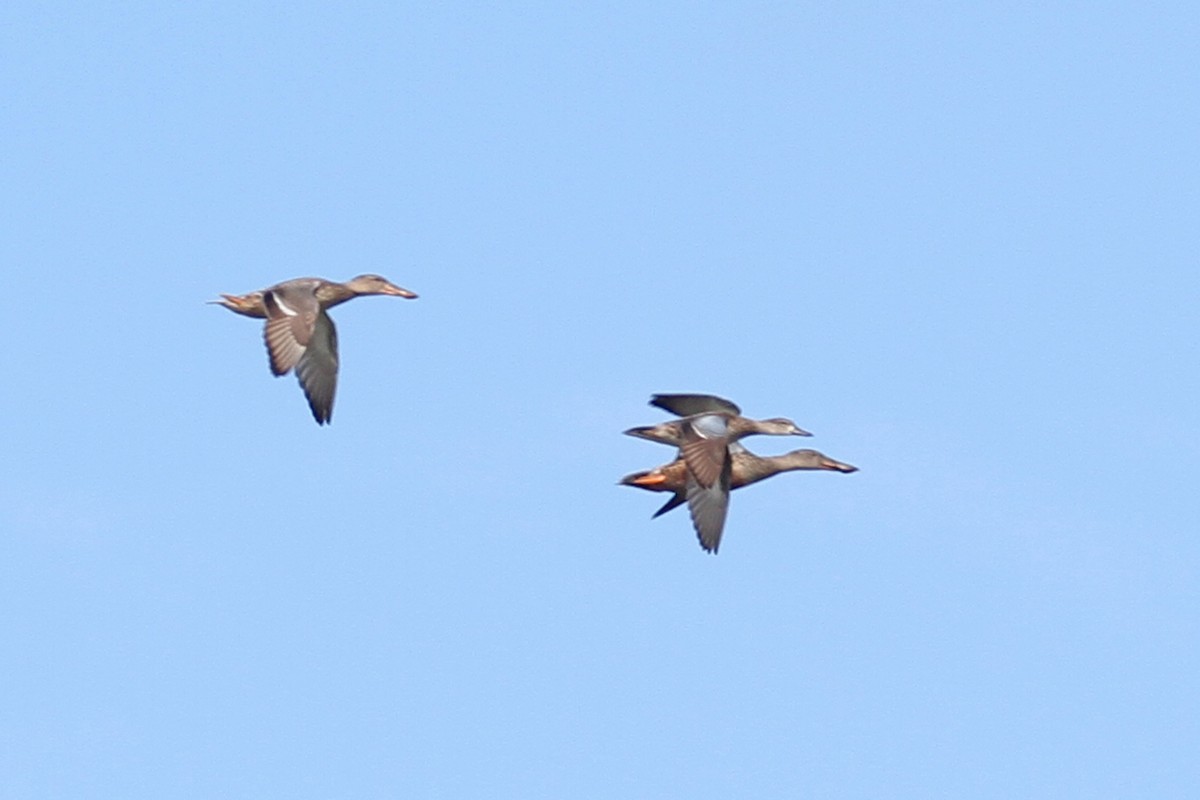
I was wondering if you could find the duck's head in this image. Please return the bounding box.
[757,417,812,437]
[346,274,418,298]
[781,449,858,473]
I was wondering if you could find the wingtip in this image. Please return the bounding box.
[651,494,686,518]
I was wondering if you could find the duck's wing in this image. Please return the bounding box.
[261,283,339,424]
[649,393,741,417]
[678,414,731,488]
[685,457,732,553]
[262,283,321,376]
[652,492,686,518]
[677,413,733,552]
[294,311,339,425]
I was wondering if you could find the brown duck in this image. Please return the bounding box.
[212,275,417,424]
[624,394,824,553]
[624,393,812,446]
[621,443,858,553]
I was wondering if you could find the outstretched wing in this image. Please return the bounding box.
[261,286,320,376]
[293,311,339,425]
[686,458,732,553]
[679,413,734,553]
[652,493,686,518]
[650,393,741,417]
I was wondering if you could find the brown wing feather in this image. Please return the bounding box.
[680,437,728,488]
[263,317,305,375]
[652,493,687,518]
[650,393,742,417]
[261,287,320,376]
[686,459,731,553]
[293,312,339,424]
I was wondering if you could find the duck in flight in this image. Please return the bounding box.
[621,442,858,553]
[212,274,417,424]
[622,393,844,553]
[623,393,812,446]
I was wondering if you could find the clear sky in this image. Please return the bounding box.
[3,2,1198,797]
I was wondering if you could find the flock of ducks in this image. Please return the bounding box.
[620,393,857,553]
[212,275,857,553]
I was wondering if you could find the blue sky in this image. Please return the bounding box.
[2,2,1198,797]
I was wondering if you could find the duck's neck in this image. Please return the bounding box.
[736,452,821,486]
[735,452,779,486]
[315,282,357,308]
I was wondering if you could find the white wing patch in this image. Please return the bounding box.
[271,294,299,316]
